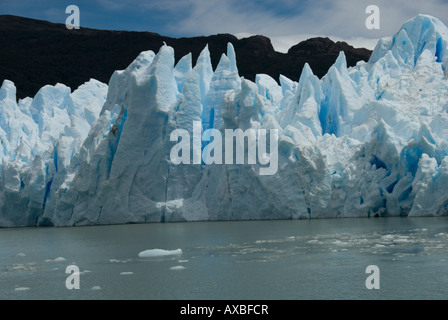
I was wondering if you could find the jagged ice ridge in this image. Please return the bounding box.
[1,15,448,226]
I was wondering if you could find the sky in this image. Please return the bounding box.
[1,0,448,51]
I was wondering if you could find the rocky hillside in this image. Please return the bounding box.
[0,14,371,100]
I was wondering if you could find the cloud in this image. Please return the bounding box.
[165,0,448,50]
[2,0,448,52]
[96,0,191,11]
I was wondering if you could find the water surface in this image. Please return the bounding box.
[1,217,447,299]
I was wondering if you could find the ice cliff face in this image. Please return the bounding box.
[0,79,107,226]
[1,15,448,226]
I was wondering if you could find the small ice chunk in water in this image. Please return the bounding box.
[54,257,66,262]
[16,253,26,257]
[12,264,25,270]
[138,249,182,258]
[109,259,128,263]
[15,287,30,291]
[170,266,186,271]
[120,272,133,275]
[91,286,101,290]
[45,257,66,262]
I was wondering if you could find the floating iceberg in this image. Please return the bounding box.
[170,266,186,271]
[1,15,448,226]
[138,249,183,258]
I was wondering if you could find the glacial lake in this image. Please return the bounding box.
[0,217,447,300]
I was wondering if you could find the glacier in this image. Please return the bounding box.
[1,14,448,227]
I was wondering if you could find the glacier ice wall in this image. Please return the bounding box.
[0,79,108,226]
[1,14,448,226]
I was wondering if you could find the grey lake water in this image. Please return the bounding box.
[0,217,447,300]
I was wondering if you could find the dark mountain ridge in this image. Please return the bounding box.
[0,15,372,100]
